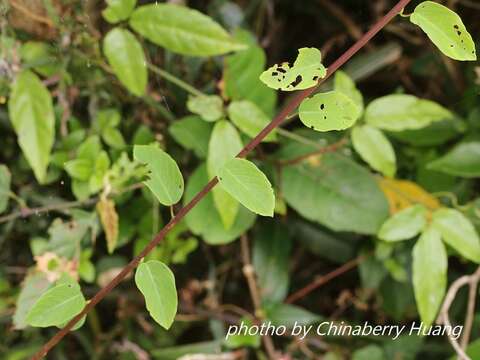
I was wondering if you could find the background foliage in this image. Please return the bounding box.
[1,0,480,359]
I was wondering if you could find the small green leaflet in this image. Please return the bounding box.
[364,94,453,131]
[8,70,55,183]
[432,208,480,263]
[26,283,86,328]
[103,28,147,96]
[207,121,243,229]
[102,0,136,23]
[135,260,178,329]
[187,95,224,122]
[412,226,447,327]
[217,158,275,217]
[0,165,11,214]
[427,142,480,178]
[169,116,212,158]
[129,4,245,57]
[227,100,277,142]
[334,71,364,115]
[410,1,476,61]
[134,144,184,206]
[260,47,326,91]
[299,91,359,131]
[351,125,396,177]
[378,205,427,242]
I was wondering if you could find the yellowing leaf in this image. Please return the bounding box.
[96,198,119,254]
[378,177,440,214]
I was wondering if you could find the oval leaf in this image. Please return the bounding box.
[378,204,427,242]
[260,47,326,91]
[427,142,480,178]
[169,115,212,158]
[410,1,476,61]
[334,70,364,113]
[227,100,276,142]
[135,260,177,329]
[432,208,480,263]
[412,226,447,326]
[129,4,245,56]
[103,28,147,96]
[0,165,11,214]
[207,121,243,229]
[218,158,275,217]
[134,144,184,206]
[102,0,136,23]
[26,283,86,327]
[8,70,55,183]
[187,95,223,122]
[364,94,452,131]
[351,125,396,177]
[299,91,359,131]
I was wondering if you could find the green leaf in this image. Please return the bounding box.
[260,47,326,91]
[187,95,223,122]
[103,28,147,96]
[412,226,447,326]
[217,158,275,217]
[334,70,364,114]
[8,70,55,183]
[351,125,396,177]
[169,116,212,158]
[207,121,243,229]
[13,272,51,329]
[129,4,245,56]
[64,158,93,181]
[227,100,276,142]
[0,165,11,214]
[378,205,427,242]
[410,1,476,61]
[133,144,184,206]
[134,260,177,329]
[224,318,261,349]
[432,208,480,263]
[299,91,359,132]
[184,165,256,245]
[282,152,389,234]
[20,41,60,77]
[265,303,321,327]
[224,30,276,116]
[353,345,385,360]
[102,127,126,149]
[427,142,480,178]
[26,283,86,327]
[102,0,136,23]
[253,222,291,302]
[365,94,453,131]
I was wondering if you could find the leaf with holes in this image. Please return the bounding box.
[410,1,476,61]
[134,144,184,206]
[135,260,177,329]
[103,28,147,96]
[365,94,453,131]
[207,121,243,229]
[432,208,480,263]
[299,91,359,132]
[129,4,245,56]
[412,226,447,327]
[8,70,55,183]
[26,283,86,328]
[260,47,326,91]
[217,158,275,217]
[351,125,396,177]
[227,100,277,142]
[378,205,427,242]
[187,95,224,122]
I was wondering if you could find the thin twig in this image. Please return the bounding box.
[286,255,365,304]
[437,266,480,360]
[31,2,413,357]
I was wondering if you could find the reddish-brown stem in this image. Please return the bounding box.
[285,255,365,304]
[32,1,412,358]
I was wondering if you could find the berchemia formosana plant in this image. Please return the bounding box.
[1,0,478,358]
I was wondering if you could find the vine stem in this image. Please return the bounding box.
[147,63,205,97]
[31,1,412,358]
